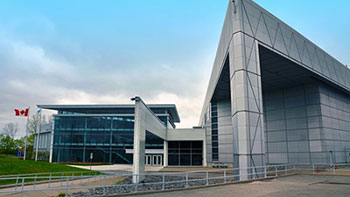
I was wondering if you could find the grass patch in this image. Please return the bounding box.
[0,154,100,186]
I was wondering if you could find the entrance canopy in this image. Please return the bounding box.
[131,97,205,183]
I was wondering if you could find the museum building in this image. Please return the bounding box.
[35,0,350,178]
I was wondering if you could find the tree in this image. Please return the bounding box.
[26,134,35,158]
[16,135,34,159]
[27,114,50,134]
[0,134,16,156]
[14,137,25,149]
[2,122,18,138]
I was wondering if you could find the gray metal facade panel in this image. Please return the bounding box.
[318,84,350,163]
[199,0,239,124]
[264,84,319,164]
[264,82,350,164]
[240,0,350,92]
[200,0,350,125]
[197,0,350,174]
[217,100,234,163]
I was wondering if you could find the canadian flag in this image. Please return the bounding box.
[15,108,29,117]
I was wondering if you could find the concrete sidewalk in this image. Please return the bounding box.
[160,167,219,172]
[68,164,163,172]
[131,175,350,197]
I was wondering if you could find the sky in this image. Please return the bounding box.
[0,0,349,138]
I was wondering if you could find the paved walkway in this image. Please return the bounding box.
[131,175,350,197]
[160,167,221,172]
[68,165,223,173]
[68,164,163,172]
[2,167,349,197]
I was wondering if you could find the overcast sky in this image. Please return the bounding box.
[0,0,349,138]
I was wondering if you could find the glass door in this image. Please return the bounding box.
[152,155,162,166]
[145,155,152,166]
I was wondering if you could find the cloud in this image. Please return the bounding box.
[10,42,74,75]
[0,4,222,137]
[0,37,213,137]
[147,92,205,128]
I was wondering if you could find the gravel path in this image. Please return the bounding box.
[71,175,226,196]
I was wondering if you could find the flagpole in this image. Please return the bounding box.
[35,108,41,161]
[23,107,30,160]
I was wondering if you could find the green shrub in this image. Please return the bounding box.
[58,192,66,197]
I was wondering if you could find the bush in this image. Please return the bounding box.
[58,192,66,197]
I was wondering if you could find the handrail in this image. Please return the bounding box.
[0,171,97,178]
[0,163,348,197]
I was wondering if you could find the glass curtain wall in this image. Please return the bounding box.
[168,141,203,166]
[211,102,219,161]
[52,115,164,164]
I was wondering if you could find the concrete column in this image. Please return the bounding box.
[131,96,168,183]
[49,121,55,163]
[202,139,207,167]
[132,98,146,183]
[163,140,168,167]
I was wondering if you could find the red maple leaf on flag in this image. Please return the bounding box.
[14,108,29,117]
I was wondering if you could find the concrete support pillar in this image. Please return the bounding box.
[202,139,207,167]
[163,141,168,167]
[49,121,55,163]
[132,98,146,183]
[131,96,169,183]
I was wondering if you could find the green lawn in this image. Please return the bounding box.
[0,154,99,185]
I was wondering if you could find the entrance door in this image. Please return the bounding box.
[152,155,162,166]
[145,155,152,166]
